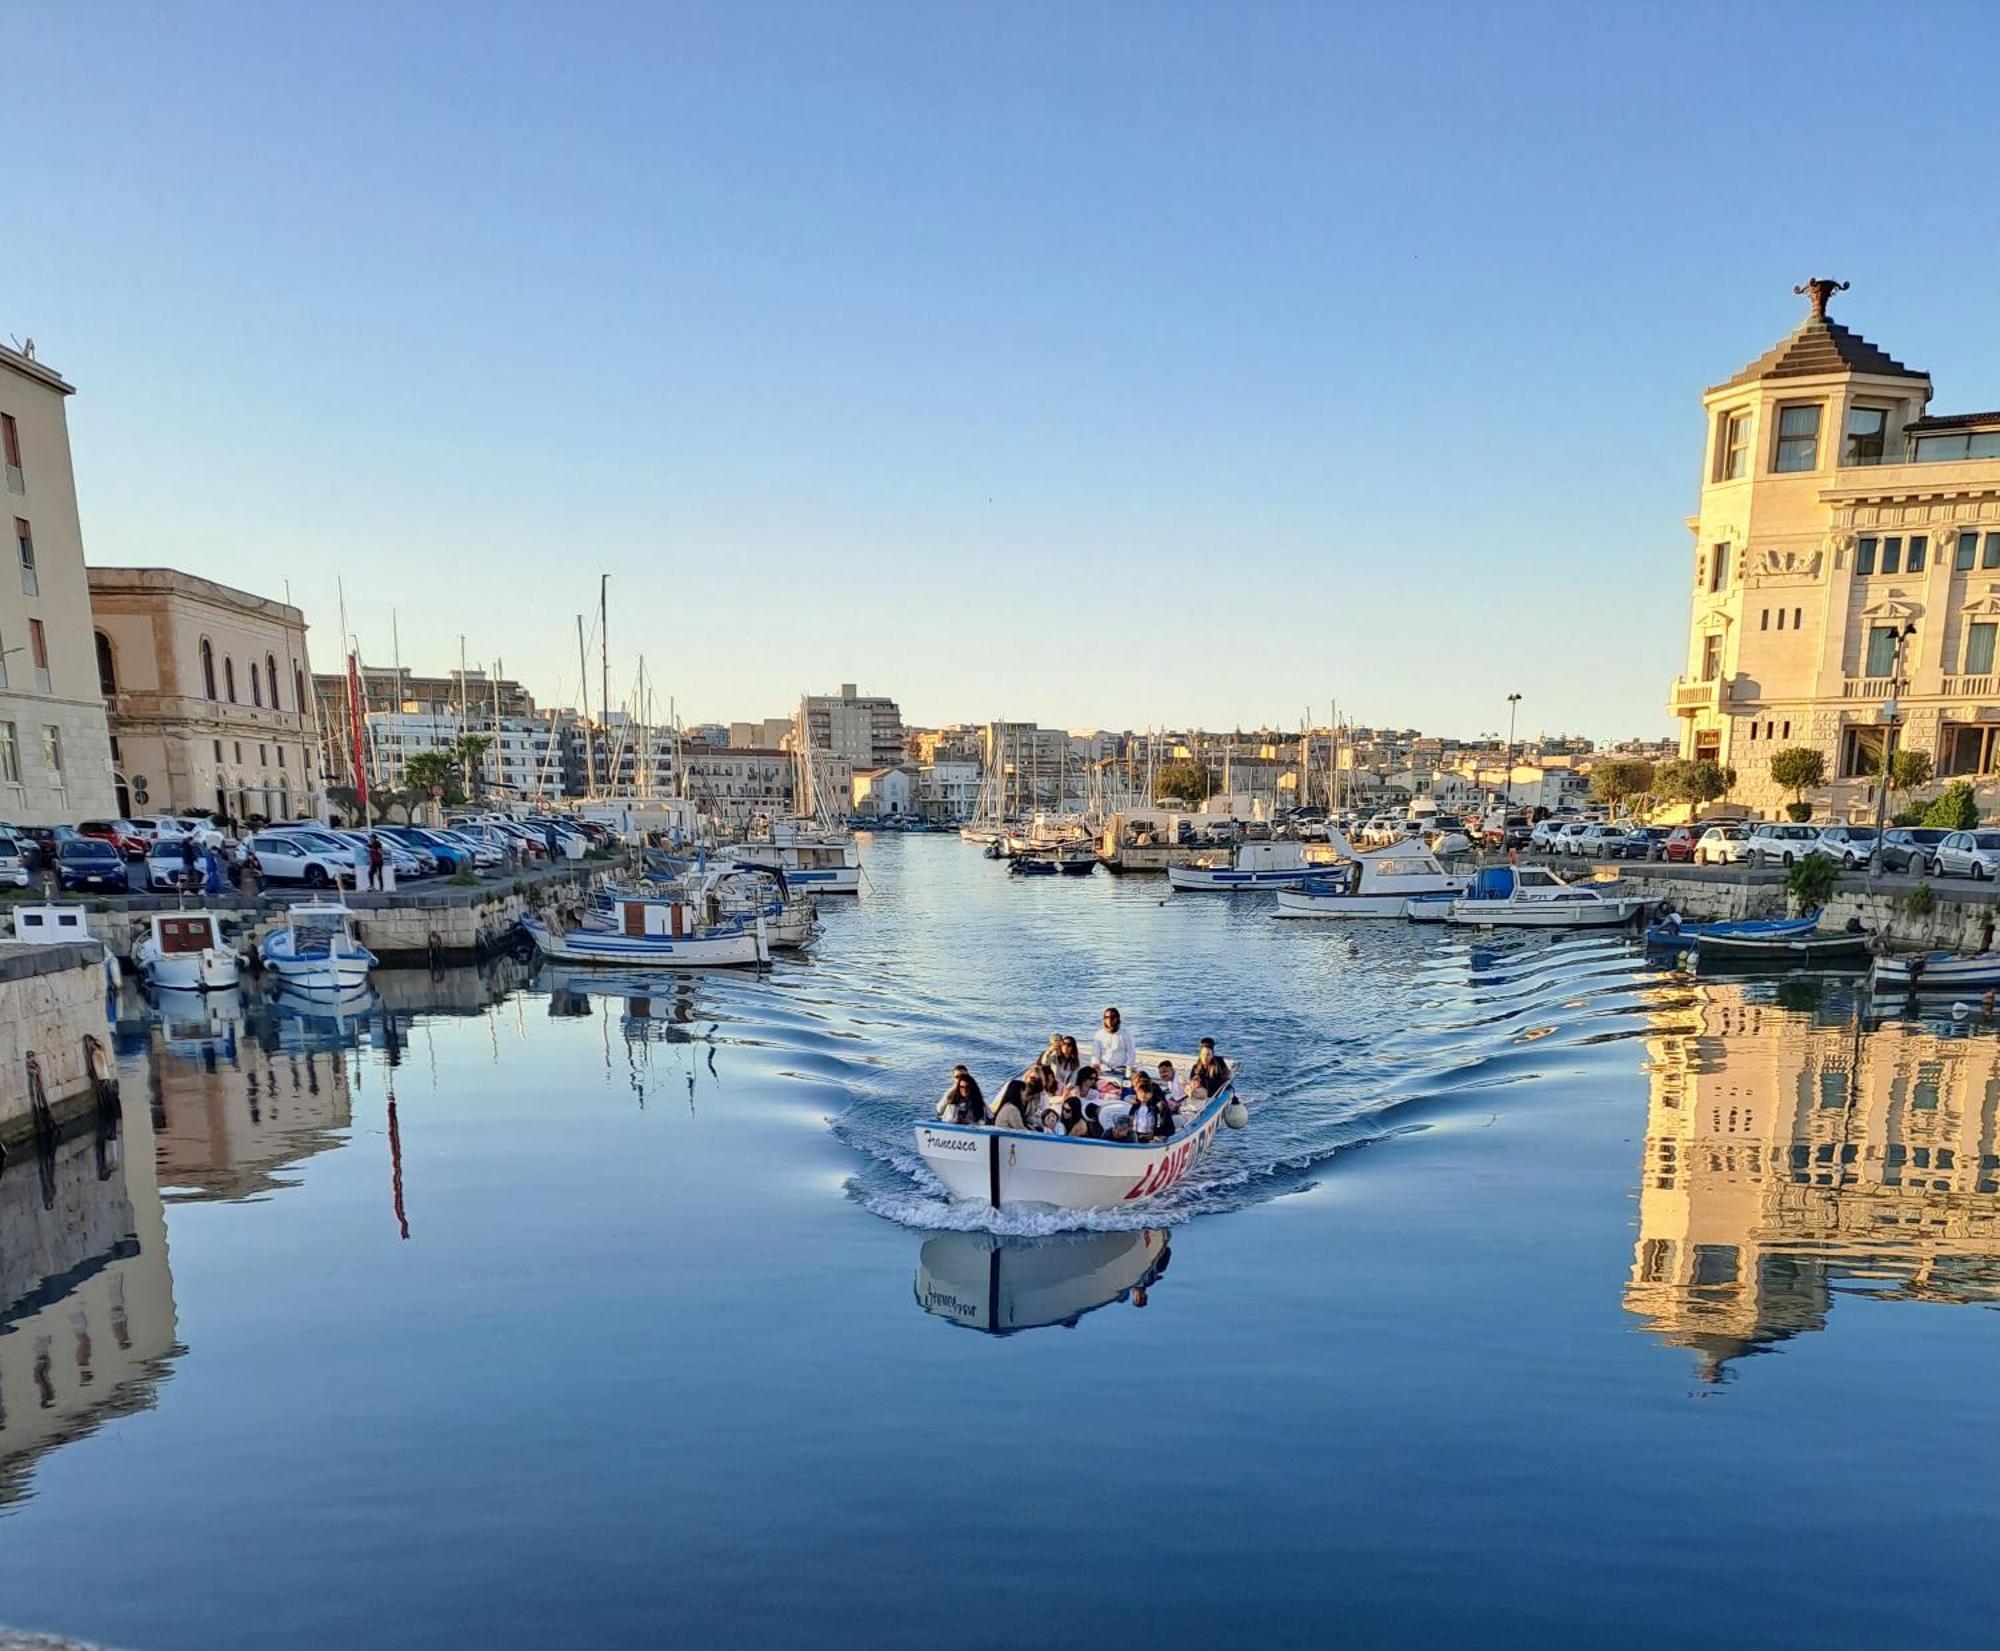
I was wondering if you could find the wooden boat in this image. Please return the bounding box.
[914,1047,1245,1210]
[914,1229,1172,1334]
[1870,950,2000,993]
[259,901,379,991]
[1644,910,1820,949]
[1444,866,1650,928]
[521,897,770,968]
[618,864,816,949]
[133,910,241,991]
[1167,840,1337,893]
[1693,927,1872,968]
[1273,835,1468,919]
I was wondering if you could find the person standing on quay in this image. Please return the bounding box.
[367,833,386,891]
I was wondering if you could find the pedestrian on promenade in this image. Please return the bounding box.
[367,833,386,890]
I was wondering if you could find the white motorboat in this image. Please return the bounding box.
[522,895,770,968]
[1167,840,1337,893]
[1444,865,1651,928]
[915,1229,1173,1334]
[1870,951,2000,993]
[914,1047,1245,1210]
[133,910,242,991]
[1272,835,1469,919]
[259,901,379,991]
[7,902,123,991]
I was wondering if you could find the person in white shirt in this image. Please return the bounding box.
[1092,1006,1137,1076]
[1155,1060,1186,1109]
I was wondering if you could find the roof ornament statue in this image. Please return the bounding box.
[1794,278,1850,320]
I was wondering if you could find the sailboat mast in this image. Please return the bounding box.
[577,614,597,797]
[599,573,609,780]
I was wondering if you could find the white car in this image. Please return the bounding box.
[1930,830,2000,880]
[1814,824,1880,869]
[243,830,354,889]
[1573,822,1634,859]
[154,815,228,850]
[1528,818,1567,852]
[145,837,214,890]
[0,833,29,888]
[1747,822,1824,868]
[1694,824,1753,865]
[1551,820,1593,855]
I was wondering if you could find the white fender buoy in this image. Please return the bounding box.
[1223,1099,1249,1130]
[1951,1000,1972,1020]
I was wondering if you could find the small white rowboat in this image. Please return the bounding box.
[915,1049,1245,1210]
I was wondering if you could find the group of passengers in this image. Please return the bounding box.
[934,1007,1231,1142]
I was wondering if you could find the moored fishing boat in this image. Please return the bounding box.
[626,861,816,949]
[1272,835,1468,919]
[133,910,241,991]
[914,1045,1246,1210]
[1871,949,2000,993]
[1167,840,1337,893]
[522,894,770,968]
[1693,927,1872,969]
[258,901,379,991]
[1444,865,1650,928]
[719,828,860,894]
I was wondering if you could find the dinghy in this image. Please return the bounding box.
[1643,910,1820,949]
[1693,928,1872,968]
[133,910,241,991]
[914,1046,1245,1210]
[259,901,379,991]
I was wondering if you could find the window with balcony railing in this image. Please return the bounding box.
[1914,430,2000,462]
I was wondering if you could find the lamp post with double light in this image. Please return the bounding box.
[1869,622,1918,880]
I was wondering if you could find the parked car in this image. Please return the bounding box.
[1931,830,2000,880]
[1747,821,1824,868]
[56,836,129,893]
[380,825,461,873]
[78,818,150,859]
[12,823,61,871]
[1695,824,1754,866]
[331,830,426,880]
[1880,827,1951,875]
[144,837,214,891]
[1551,820,1594,856]
[1661,825,1700,863]
[1624,825,1674,861]
[430,826,502,868]
[1814,824,1881,869]
[0,833,30,888]
[153,815,227,850]
[241,830,354,889]
[1573,822,1636,859]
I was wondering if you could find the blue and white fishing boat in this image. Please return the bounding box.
[1643,909,1821,949]
[619,862,815,949]
[1167,840,1339,893]
[1871,950,2000,993]
[523,893,770,968]
[259,901,378,992]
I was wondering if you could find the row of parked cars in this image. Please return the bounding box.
[1543,814,2000,880]
[0,810,609,895]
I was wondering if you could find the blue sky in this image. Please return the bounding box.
[14,1,2000,740]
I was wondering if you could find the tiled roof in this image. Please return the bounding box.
[1905,410,2000,432]
[1709,315,1927,393]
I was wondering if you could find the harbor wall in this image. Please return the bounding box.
[0,944,111,1148]
[1618,864,2000,953]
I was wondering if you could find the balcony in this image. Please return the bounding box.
[1943,675,2000,699]
[1841,678,1895,700]
[1671,677,1725,713]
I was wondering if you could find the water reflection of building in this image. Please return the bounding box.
[1630,987,2000,1381]
[125,1000,355,1204]
[0,1089,178,1505]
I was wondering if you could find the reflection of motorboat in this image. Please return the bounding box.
[148,983,245,1058]
[260,981,381,1050]
[915,1230,1172,1334]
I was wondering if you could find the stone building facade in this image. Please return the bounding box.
[1673,281,2000,817]
[0,343,117,823]
[88,567,318,821]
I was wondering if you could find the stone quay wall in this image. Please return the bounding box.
[1616,863,2000,953]
[0,944,111,1148]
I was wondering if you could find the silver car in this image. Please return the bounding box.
[1931,830,2000,880]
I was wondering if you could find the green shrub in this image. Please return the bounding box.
[1786,850,1840,910]
[449,869,477,887]
[1923,781,1979,831]
[1902,880,1936,917]
[1783,801,1813,822]
[1891,801,1930,826]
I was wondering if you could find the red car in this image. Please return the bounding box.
[1662,820,1729,864]
[77,818,150,860]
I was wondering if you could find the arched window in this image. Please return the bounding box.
[94,631,116,697]
[224,657,237,703]
[200,637,217,699]
[250,660,262,706]
[267,654,281,710]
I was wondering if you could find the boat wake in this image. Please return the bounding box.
[821,923,1682,1232]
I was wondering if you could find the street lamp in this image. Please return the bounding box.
[1505,693,1523,811]
[1868,622,1917,879]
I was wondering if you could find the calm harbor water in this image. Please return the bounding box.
[2,834,1998,1647]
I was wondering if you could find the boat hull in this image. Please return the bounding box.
[135,946,240,991]
[1644,914,1819,948]
[1696,931,1872,967]
[1872,951,2000,991]
[1273,883,1466,919]
[523,914,767,968]
[258,945,377,990]
[1167,866,1324,892]
[1445,896,1649,928]
[915,1080,1237,1210]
